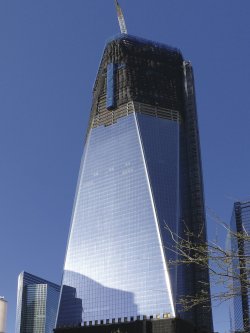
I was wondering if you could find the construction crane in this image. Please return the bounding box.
[114,0,128,34]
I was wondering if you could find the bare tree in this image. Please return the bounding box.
[164,212,250,332]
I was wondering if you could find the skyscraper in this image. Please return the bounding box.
[56,34,213,332]
[15,271,60,333]
[0,297,7,333]
[230,201,250,333]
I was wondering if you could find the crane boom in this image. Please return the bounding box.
[114,0,128,34]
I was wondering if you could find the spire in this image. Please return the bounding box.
[114,0,128,34]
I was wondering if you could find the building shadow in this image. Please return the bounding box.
[56,270,138,327]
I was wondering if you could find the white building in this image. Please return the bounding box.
[0,297,7,333]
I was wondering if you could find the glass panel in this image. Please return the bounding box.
[136,114,180,303]
[57,114,172,326]
[15,272,60,333]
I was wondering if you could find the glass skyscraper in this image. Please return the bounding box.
[15,271,60,333]
[230,201,250,333]
[56,34,213,332]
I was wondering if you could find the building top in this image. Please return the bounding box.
[234,200,250,207]
[0,297,7,302]
[91,33,185,125]
[233,201,250,225]
[106,33,181,55]
[19,271,60,291]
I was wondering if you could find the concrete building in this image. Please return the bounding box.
[0,297,7,333]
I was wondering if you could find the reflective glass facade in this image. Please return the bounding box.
[230,202,250,333]
[15,272,60,333]
[56,35,213,332]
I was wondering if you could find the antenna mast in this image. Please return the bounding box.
[114,0,128,34]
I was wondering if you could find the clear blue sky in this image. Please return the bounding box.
[0,1,249,332]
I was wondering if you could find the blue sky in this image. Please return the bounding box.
[0,1,250,332]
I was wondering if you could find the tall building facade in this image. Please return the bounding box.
[56,34,213,332]
[0,297,7,333]
[15,271,60,333]
[230,201,250,333]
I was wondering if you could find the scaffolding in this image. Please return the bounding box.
[89,34,184,131]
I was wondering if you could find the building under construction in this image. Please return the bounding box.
[55,31,213,333]
[55,1,213,332]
